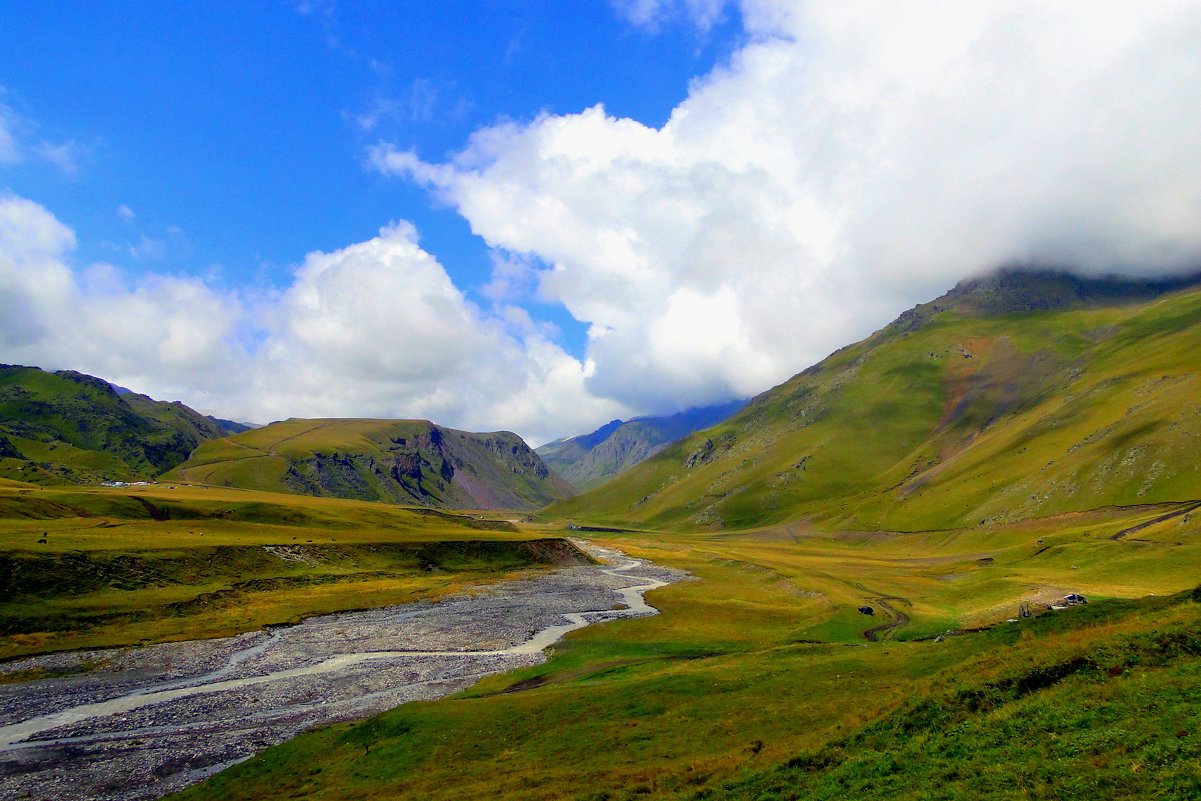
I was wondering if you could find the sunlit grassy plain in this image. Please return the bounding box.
[0,481,571,662]
[166,502,1200,801]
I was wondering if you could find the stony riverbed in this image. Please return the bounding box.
[0,542,685,801]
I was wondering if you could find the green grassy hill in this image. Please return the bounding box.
[547,270,1201,531]
[165,418,576,511]
[537,401,745,491]
[0,365,238,485]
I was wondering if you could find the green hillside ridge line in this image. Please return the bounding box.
[545,270,1201,531]
[165,418,575,511]
[0,365,235,486]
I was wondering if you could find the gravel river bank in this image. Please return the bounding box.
[0,542,685,801]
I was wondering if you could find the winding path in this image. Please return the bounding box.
[847,581,911,642]
[862,596,911,642]
[0,542,684,801]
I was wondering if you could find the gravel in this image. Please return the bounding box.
[0,541,686,801]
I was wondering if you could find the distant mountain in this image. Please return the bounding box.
[210,418,254,434]
[0,365,232,484]
[537,401,746,491]
[546,268,1201,530]
[164,418,576,511]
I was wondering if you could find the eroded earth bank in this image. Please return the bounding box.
[0,541,685,801]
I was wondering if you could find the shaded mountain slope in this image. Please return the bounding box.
[547,269,1201,531]
[0,365,234,484]
[537,401,745,490]
[164,418,576,511]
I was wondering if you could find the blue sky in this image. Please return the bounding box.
[1,0,742,359]
[3,2,1201,445]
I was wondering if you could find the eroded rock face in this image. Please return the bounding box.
[276,423,573,510]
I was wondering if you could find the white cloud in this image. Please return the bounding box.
[0,93,84,176]
[0,195,243,390]
[611,0,731,31]
[376,0,1201,414]
[0,195,626,445]
[9,1,1201,447]
[240,221,627,441]
[116,205,136,223]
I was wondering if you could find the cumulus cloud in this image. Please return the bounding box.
[375,0,1201,414]
[245,222,627,440]
[1,194,244,394]
[0,195,626,445]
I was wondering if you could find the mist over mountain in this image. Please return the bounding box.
[547,268,1201,529]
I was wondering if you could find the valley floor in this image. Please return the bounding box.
[0,543,684,801]
[166,505,1201,801]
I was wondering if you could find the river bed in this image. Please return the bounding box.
[0,541,685,801]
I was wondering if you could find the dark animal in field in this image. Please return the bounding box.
[858,605,874,615]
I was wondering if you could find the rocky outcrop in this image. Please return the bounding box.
[174,419,576,511]
[0,436,24,460]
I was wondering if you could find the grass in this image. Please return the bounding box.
[545,285,1201,533]
[0,364,225,483]
[0,482,583,661]
[169,502,1201,801]
[726,597,1201,800]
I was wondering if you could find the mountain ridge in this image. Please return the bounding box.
[165,417,575,511]
[0,365,239,484]
[545,268,1201,530]
[536,400,746,491]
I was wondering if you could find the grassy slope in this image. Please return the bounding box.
[165,418,574,510]
[0,482,584,661]
[170,523,1201,801]
[0,366,226,484]
[547,284,1201,532]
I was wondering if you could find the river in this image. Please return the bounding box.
[0,541,685,801]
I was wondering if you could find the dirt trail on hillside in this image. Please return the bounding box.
[0,542,685,801]
[862,597,911,642]
[847,581,911,642]
[1109,501,1201,540]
